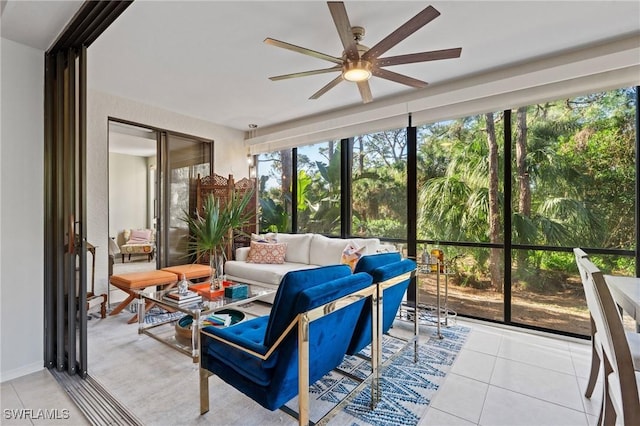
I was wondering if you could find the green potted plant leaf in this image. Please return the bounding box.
[182,188,255,289]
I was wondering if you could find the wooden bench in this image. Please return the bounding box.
[161,264,212,282]
[110,270,178,324]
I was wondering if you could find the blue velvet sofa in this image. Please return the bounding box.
[199,264,377,425]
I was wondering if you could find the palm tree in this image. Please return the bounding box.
[417,112,603,292]
[182,189,254,286]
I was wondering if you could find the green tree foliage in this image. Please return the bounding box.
[257,88,636,291]
[296,144,341,234]
[418,116,493,243]
[352,129,407,238]
[416,88,635,291]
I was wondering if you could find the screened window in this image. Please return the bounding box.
[351,129,408,239]
[510,88,637,334]
[256,150,292,233]
[296,141,341,234]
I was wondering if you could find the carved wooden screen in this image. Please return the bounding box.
[196,173,230,214]
[234,177,258,254]
[195,173,257,259]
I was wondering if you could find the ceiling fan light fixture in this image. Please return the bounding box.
[342,60,372,82]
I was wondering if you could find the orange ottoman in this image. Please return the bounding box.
[110,270,178,323]
[162,264,212,282]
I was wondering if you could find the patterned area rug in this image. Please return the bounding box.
[143,307,185,324]
[286,324,470,426]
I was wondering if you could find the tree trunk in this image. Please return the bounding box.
[515,107,530,270]
[516,107,531,216]
[358,136,364,174]
[486,113,503,292]
[280,149,292,220]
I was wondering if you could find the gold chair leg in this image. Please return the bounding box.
[414,271,419,363]
[200,368,211,415]
[371,288,380,407]
[298,313,310,426]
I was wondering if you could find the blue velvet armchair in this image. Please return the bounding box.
[349,252,418,359]
[199,264,377,425]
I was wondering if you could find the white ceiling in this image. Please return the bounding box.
[108,121,157,157]
[2,1,640,136]
[0,0,83,50]
[87,1,640,132]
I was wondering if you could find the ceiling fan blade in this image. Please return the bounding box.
[309,75,344,100]
[269,66,342,81]
[373,68,428,88]
[362,5,440,61]
[264,37,343,65]
[357,81,373,103]
[327,2,359,61]
[376,48,462,67]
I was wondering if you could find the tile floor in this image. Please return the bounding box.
[1,318,602,425]
[1,369,89,425]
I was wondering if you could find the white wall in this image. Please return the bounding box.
[109,152,150,244]
[0,38,45,381]
[87,90,247,296]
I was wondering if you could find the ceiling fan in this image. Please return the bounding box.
[265,2,462,104]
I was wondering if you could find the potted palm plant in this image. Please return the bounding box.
[182,189,255,289]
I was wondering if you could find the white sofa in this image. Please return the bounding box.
[224,233,393,293]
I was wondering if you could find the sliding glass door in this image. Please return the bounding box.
[159,132,212,266]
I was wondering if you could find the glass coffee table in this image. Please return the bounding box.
[137,283,276,363]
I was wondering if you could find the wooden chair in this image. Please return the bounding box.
[69,237,107,318]
[85,242,107,318]
[574,248,640,399]
[574,251,640,425]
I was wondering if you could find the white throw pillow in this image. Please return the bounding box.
[341,242,365,271]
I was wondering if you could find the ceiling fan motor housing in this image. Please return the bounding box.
[342,60,372,82]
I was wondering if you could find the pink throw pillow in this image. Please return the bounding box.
[246,241,287,264]
[127,229,152,244]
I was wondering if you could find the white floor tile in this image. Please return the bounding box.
[1,370,88,425]
[586,413,599,426]
[450,348,496,383]
[479,385,588,426]
[576,375,604,416]
[571,349,594,380]
[419,407,476,425]
[430,373,488,423]
[463,328,503,356]
[0,384,31,426]
[500,328,571,350]
[490,357,584,411]
[568,339,592,355]
[498,337,574,373]
[0,383,22,408]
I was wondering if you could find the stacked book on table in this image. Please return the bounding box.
[163,290,202,306]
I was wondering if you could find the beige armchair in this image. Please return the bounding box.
[120,228,155,262]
